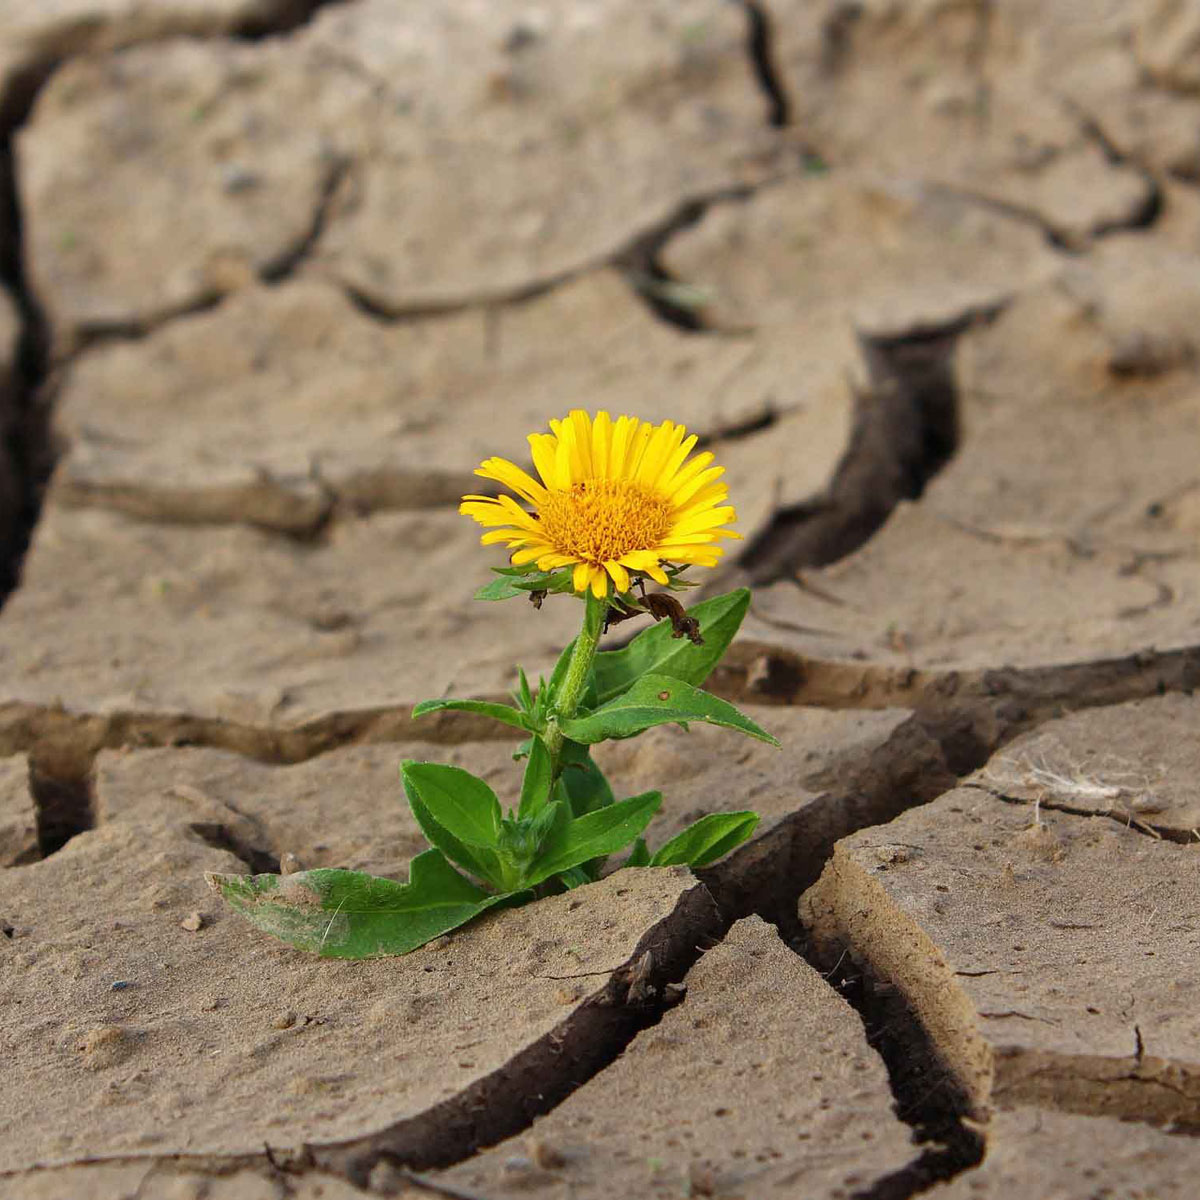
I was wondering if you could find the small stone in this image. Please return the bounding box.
[530,1139,567,1170]
[554,986,581,1005]
[279,852,303,875]
[688,1161,717,1196]
[272,1010,298,1030]
[109,980,135,992]
[180,911,203,932]
[78,1025,132,1070]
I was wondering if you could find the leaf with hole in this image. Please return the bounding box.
[559,674,779,746]
[592,588,750,705]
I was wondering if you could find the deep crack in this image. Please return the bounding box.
[0,131,54,609]
[740,0,792,128]
[736,311,987,584]
[28,754,93,858]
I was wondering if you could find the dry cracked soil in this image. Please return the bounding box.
[1,1,1200,1197]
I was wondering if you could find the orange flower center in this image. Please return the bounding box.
[538,480,673,565]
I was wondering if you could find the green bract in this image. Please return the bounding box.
[208,583,772,958]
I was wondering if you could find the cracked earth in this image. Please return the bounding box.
[2,1,1200,1197]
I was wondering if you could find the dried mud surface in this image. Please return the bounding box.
[1,0,1200,1196]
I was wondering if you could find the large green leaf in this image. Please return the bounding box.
[559,674,779,746]
[206,850,516,959]
[401,762,507,888]
[591,588,750,705]
[520,791,662,889]
[411,698,533,733]
[648,811,760,868]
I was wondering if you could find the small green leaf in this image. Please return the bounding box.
[206,850,517,958]
[520,791,662,889]
[555,866,593,890]
[518,737,554,819]
[513,568,576,595]
[559,674,779,746]
[592,588,750,705]
[412,698,534,733]
[649,812,760,868]
[553,739,614,818]
[401,762,507,888]
[625,837,651,867]
[474,575,527,601]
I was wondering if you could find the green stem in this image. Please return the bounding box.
[544,590,606,775]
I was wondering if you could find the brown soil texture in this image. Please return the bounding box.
[2,1,1200,1197]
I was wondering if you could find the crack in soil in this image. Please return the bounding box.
[806,953,986,1200]
[965,782,1200,846]
[0,129,53,611]
[0,879,724,1192]
[740,0,792,128]
[28,753,92,857]
[735,310,982,585]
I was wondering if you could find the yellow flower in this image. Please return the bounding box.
[460,411,739,599]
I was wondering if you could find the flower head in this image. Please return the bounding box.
[461,410,739,598]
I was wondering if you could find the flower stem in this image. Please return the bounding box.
[544,589,606,775]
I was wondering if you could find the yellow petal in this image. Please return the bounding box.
[512,547,548,565]
[624,420,655,480]
[590,568,609,599]
[590,410,610,479]
[653,432,697,491]
[634,420,677,488]
[573,562,591,593]
[671,506,738,536]
[528,434,560,490]
[569,410,594,477]
[537,552,577,570]
[475,457,546,505]
[619,551,669,585]
[480,528,526,545]
[670,466,726,510]
[609,414,634,479]
[663,450,714,498]
[605,560,631,593]
[554,433,573,491]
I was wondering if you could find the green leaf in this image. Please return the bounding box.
[515,667,534,715]
[519,791,662,889]
[518,737,554,819]
[553,739,614,818]
[554,866,593,890]
[513,568,576,595]
[206,850,517,959]
[559,674,779,746]
[625,837,651,867]
[401,762,507,888]
[649,812,760,868]
[476,564,578,601]
[592,588,750,705]
[474,575,527,601]
[411,698,534,733]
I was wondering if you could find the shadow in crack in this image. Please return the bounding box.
[29,758,92,858]
[736,311,985,585]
